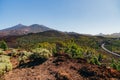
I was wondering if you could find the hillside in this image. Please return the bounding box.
[0,27,120,80]
[0,30,99,48]
[3,55,120,80]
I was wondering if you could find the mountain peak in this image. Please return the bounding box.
[30,24,40,26]
[0,24,53,36]
[30,24,44,27]
[15,24,26,27]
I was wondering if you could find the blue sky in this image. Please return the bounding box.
[0,0,120,34]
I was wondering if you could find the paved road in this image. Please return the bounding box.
[101,43,120,57]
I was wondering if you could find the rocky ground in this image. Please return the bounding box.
[3,55,120,80]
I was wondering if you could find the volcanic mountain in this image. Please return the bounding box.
[0,24,52,36]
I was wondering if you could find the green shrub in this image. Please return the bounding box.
[6,63,12,71]
[30,48,52,60]
[0,55,12,75]
[65,42,83,58]
[111,63,118,70]
[82,48,95,60]
[0,40,8,51]
[0,49,5,55]
[35,42,56,53]
[90,55,101,65]
[117,64,120,71]
[110,59,120,71]
[55,41,67,54]
[98,53,103,61]
[18,49,52,65]
[11,49,19,57]
[0,55,10,63]
[0,63,6,75]
[0,63,12,75]
[18,51,32,64]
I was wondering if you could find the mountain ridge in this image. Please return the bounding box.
[0,24,53,36]
[97,32,120,38]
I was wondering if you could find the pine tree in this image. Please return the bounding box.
[0,40,8,51]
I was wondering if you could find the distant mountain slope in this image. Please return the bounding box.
[107,33,120,38]
[97,33,120,38]
[0,24,52,36]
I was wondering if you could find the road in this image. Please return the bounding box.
[101,43,120,57]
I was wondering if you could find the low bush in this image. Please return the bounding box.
[18,48,52,65]
[55,41,67,54]
[110,59,120,71]
[65,42,84,58]
[30,48,52,60]
[35,42,56,53]
[0,49,5,55]
[18,51,32,65]
[0,55,11,63]
[0,40,8,51]
[83,49,94,59]
[10,49,19,57]
[0,55,12,75]
[90,55,101,65]
[98,53,103,61]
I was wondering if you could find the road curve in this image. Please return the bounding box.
[101,43,120,57]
